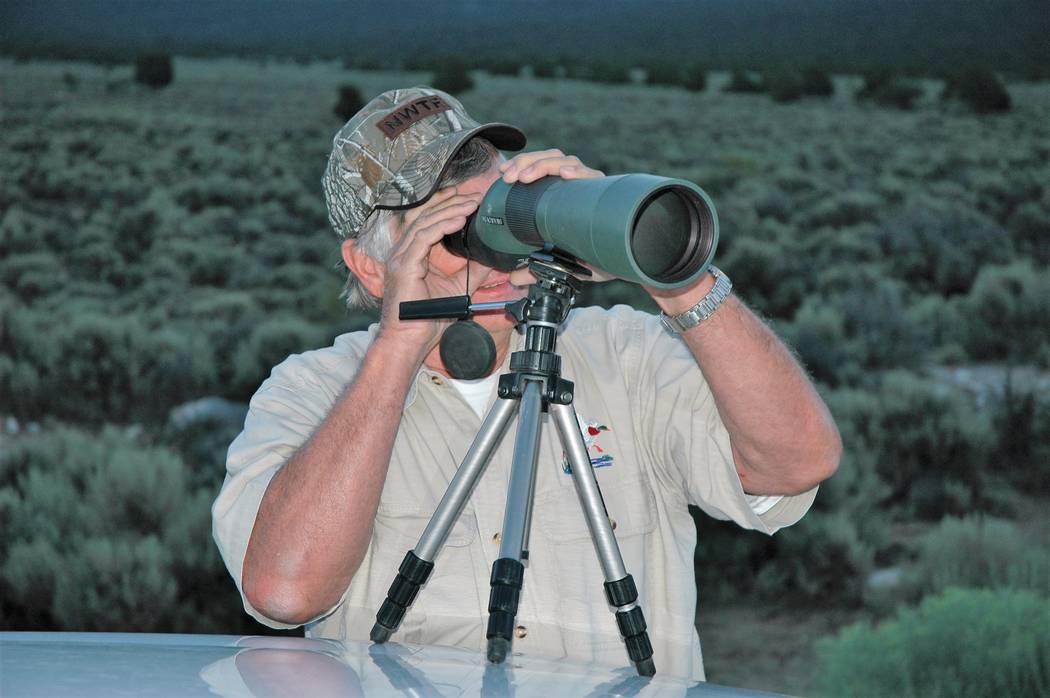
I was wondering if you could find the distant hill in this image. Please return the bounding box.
[2,0,1048,75]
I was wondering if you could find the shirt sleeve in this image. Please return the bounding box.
[210,362,338,629]
[621,307,816,535]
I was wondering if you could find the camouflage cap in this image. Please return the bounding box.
[322,86,527,239]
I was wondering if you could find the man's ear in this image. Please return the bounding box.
[341,238,386,300]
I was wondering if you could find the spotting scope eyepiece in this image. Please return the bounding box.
[442,174,719,289]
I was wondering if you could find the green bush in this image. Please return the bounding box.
[856,70,922,110]
[645,62,682,87]
[903,516,1050,600]
[133,53,174,89]
[943,68,1012,113]
[765,71,805,103]
[754,511,874,606]
[723,69,763,93]
[431,55,474,95]
[231,316,328,397]
[874,202,1012,295]
[961,261,1050,363]
[588,62,631,84]
[0,426,252,633]
[800,68,834,97]
[814,587,1050,698]
[828,372,994,518]
[1,307,217,423]
[991,378,1050,492]
[333,83,364,122]
[821,275,931,372]
[486,59,521,77]
[682,64,707,92]
[780,302,855,386]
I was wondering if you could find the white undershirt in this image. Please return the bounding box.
[445,374,781,515]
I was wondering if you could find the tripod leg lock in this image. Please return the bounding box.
[485,558,525,661]
[371,551,434,643]
[605,575,656,676]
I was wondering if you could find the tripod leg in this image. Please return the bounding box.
[371,397,519,643]
[486,379,544,664]
[550,402,656,677]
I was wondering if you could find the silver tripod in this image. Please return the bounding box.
[369,258,656,676]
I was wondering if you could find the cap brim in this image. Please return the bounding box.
[377,122,527,212]
[473,122,527,152]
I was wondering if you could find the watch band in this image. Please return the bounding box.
[660,266,732,334]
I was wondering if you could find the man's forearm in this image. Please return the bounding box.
[241,335,424,624]
[651,275,842,496]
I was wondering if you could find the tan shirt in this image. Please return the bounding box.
[212,305,816,681]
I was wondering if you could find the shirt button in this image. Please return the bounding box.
[515,625,527,639]
[430,375,444,385]
[492,532,501,544]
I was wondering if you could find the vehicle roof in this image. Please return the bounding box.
[0,632,789,697]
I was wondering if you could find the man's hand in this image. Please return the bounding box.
[499,148,604,184]
[377,186,483,355]
[499,149,610,284]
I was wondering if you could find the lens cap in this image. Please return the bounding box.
[439,320,497,380]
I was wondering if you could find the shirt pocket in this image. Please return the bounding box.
[372,506,477,553]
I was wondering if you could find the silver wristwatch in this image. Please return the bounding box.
[659,266,733,334]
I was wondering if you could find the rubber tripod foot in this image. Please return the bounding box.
[487,636,511,664]
[636,657,656,677]
[370,624,392,643]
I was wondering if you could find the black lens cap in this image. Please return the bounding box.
[439,320,497,380]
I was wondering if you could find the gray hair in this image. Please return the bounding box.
[342,137,502,310]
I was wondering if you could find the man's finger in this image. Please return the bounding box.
[501,149,566,181]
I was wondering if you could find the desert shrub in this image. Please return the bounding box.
[486,59,521,77]
[645,62,681,87]
[798,191,882,228]
[779,302,856,386]
[531,59,556,78]
[960,261,1050,363]
[231,316,328,397]
[723,69,763,93]
[820,274,931,371]
[133,52,174,89]
[692,509,777,603]
[874,202,1012,295]
[903,516,1050,601]
[765,71,805,103]
[682,64,707,92]
[1,251,67,303]
[755,511,875,606]
[814,587,1050,698]
[588,62,630,84]
[333,83,364,122]
[0,426,252,632]
[800,68,834,96]
[719,237,806,319]
[3,308,217,423]
[990,377,1050,492]
[431,55,474,95]
[833,371,994,518]
[856,70,922,110]
[1007,200,1050,264]
[943,68,1011,113]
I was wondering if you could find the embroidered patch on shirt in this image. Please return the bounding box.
[562,416,614,474]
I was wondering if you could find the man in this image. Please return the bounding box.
[212,87,841,681]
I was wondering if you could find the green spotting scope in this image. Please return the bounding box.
[442,174,719,288]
